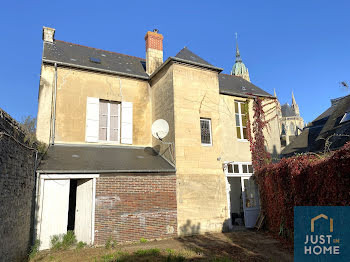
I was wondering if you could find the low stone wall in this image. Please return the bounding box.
[94,173,177,245]
[0,108,37,262]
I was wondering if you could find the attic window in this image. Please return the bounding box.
[241,86,246,91]
[89,57,101,64]
[340,112,350,124]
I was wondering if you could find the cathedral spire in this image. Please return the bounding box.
[231,33,250,82]
[291,91,300,116]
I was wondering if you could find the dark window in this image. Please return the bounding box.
[200,118,212,145]
[242,165,248,173]
[248,165,253,173]
[233,164,239,173]
[228,164,233,173]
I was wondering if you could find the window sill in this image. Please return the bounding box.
[201,143,213,147]
[237,139,249,142]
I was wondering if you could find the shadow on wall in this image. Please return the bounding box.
[179,220,201,236]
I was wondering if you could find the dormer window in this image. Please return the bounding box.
[340,112,350,124]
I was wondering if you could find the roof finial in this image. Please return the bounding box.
[274,88,277,97]
[235,32,242,62]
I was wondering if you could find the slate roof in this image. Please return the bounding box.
[282,95,350,156]
[218,74,273,98]
[37,144,176,174]
[281,104,297,117]
[175,47,214,68]
[43,40,149,79]
[43,40,271,98]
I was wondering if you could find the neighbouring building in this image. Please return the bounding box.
[282,94,350,157]
[35,27,281,249]
[276,92,305,148]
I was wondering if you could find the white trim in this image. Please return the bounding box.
[40,174,99,179]
[237,139,249,142]
[91,177,96,245]
[200,118,213,146]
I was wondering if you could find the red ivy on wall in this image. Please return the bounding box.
[247,96,350,245]
[246,97,271,171]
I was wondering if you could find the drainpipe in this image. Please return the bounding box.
[51,63,57,145]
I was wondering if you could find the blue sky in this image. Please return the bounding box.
[1,0,349,123]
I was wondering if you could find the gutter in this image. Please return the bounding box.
[51,63,57,145]
[36,169,176,174]
[43,59,149,80]
[219,90,276,100]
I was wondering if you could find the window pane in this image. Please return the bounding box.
[233,164,239,173]
[248,165,253,173]
[242,114,247,126]
[243,165,248,173]
[236,127,242,139]
[200,119,211,144]
[110,103,119,141]
[234,102,239,113]
[99,101,108,141]
[240,103,245,114]
[243,127,248,139]
[235,114,240,126]
[228,164,233,173]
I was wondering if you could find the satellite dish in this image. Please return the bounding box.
[152,119,169,140]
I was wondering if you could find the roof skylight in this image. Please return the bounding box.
[89,57,101,64]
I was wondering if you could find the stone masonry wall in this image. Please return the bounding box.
[95,173,177,245]
[0,108,37,262]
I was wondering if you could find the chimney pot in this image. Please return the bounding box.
[42,27,55,43]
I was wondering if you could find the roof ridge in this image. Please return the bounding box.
[55,40,146,61]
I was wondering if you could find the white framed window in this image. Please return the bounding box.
[99,100,120,142]
[235,101,248,140]
[226,162,254,175]
[85,97,133,144]
[200,118,212,146]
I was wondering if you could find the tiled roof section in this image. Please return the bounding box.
[43,40,148,79]
[281,104,297,117]
[282,94,350,156]
[218,74,273,98]
[175,47,214,67]
[37,144,175,173]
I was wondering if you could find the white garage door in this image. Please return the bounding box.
[39,179,70,250]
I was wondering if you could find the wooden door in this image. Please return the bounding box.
[74,179,93,244]
[39,179,70,250]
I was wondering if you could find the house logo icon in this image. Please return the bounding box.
[311,214,333,233]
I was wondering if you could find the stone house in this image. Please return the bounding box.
[35,27,281,249]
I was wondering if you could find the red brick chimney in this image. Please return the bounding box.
[145,29,163,75]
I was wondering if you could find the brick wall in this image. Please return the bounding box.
[0,108,37,262]
[94,173,177,245]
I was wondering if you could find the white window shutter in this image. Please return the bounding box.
[85,97,99,142]
[121,101,133,144]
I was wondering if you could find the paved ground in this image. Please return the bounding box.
[31,230,293,262]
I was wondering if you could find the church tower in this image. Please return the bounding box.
[231,34,250,82]
[291,92,300,116]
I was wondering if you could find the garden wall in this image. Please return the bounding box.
[255,142,350,243]
[0,108,37,262]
